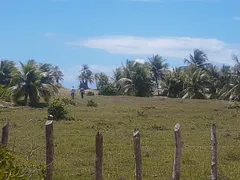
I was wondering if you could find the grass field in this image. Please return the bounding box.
[0,92,240,179]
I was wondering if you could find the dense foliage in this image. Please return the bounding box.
[48,97,75,120]
[0,147,45,179]
[0,59,63,106]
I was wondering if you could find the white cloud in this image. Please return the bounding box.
[68,36,240,65]
[135,58,145,64]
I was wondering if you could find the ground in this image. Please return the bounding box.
[0,91,240,179]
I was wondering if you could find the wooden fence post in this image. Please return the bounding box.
[46,120,54,180]
[95,132,103,180]
[211,124,217,180]
[133,130,142,180]
[1,123,9,147]
[172,123,182,180]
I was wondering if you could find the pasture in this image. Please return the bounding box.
[0,93,240,180]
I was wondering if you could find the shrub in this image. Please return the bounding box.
[86,91,95,96]
[87,100,98,107]
[0,85,12,102]
[228,102,240,110]
[61,97,76,106]
[48,97,69,120]
[0,147,45,179]
[99,84,118,96]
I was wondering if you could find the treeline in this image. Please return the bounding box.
[78,49,240,101]
[0,59,63,106]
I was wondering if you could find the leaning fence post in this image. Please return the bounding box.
[172,123,182,180]
[211,124,217,180]
[1,123,9,147]
[45,120,54,180]
[133,129,142,180]
[95,132,103,180]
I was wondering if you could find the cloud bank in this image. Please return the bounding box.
[68,36,240,65]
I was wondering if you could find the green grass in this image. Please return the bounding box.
[0,94,240,179]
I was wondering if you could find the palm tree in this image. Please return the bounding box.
[184,49,208,68]
[78,64,94,89]
[0,60,17,86]
[181,68,211,99]
[232,54,240,76]
[148,54,168,95]
[220,75,240,101]
[95,72,109,89]
[117,62,154,97]
[161,67,184,98]
[10,60,58,106]
[52,66,64,84]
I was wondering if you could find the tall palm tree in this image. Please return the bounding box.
[181,68,211,99]
[184,49,208,68]
[0,60,17,86]
[117,62,154,97]
[95,72,109,89]
[232,54,240,76]
[148,54,168,95]
[52,66,64,84]
[10,60,58,106]
[78,64,94,89]
[161,67,184,98]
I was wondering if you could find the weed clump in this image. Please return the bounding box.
[87,100,98,107]
[228,102,240,109]
[86,91,95,96]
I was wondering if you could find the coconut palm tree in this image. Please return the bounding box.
[10,60,58,106]
[78,64,94,89]
[181,68,211,99]
[148,54,168,95]
[52,66,64,84]
[184,49,208,68]
[95,72,109,90]
[117,61,154,97]
[0,60,17,86]
[161,67,184,98]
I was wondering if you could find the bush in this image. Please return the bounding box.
[0,85,12,102]
[99,84,118,96]
[61,97,76,106]
[86,91,95,96]
[0,147,45,179]
[48,97,70,120]
[228,102,240,109]
[87,100,98,107]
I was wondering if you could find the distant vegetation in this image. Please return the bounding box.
[1,48,240,107]
[77,49,240,100]
[0,59,63,106]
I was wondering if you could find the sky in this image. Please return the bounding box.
[1,0,240,88]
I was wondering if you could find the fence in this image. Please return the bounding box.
[1,121,218,180]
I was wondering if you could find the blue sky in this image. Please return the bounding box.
[1,0,240,88]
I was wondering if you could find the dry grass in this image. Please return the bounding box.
[0,94,240,179]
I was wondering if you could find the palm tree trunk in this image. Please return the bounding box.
[156,77,159,96]
[24,93,28,106]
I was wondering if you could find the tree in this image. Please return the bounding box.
[117,61,154,97]
[181,68,211,99]
[95,72,109,90]
[52,66,64,84]
[184,49,208,68]
[161,67,184,98]
[0,60,17,86]
[148,54,168,95]
[9,60,58,106]
[78,64,94,90]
